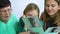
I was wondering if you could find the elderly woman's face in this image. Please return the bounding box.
[0,6,12,22]
[45,0,59,16]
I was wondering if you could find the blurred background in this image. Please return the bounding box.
[10,0,44,19]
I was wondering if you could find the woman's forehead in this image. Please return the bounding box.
[45,0,58,5]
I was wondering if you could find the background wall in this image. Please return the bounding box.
[10,0,44,19]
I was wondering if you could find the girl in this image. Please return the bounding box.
[18,3,44,34]
[40,0,60,30]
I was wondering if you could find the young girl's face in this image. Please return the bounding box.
[45,0,59,17]
[25,9,38,17]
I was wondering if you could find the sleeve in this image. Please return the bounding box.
[16,17,25,34]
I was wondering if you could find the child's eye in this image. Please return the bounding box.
[0,10,6,12]
[8,8,12,11]
[28,14,32,16]
[52,5,55,7]
[45,4,49,7]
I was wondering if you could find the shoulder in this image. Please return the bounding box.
[19,16,22,20]
[11,14,17,18]
[19,16,25,25]
[10,14,19,23]
[11,14,18,20]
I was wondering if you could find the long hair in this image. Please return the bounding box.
[40,0,60,30]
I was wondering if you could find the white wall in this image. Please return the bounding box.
[10,0,44,19]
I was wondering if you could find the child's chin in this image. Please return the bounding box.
[5,18,9,20]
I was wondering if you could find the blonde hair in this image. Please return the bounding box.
[23,3,40,17]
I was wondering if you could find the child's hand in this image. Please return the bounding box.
[24,25,27,31]
[23,15,26,18]
[22,15,30,18]
[19,31,31,34]
[19,32,28,34]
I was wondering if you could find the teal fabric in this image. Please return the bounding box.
[17,17,25,33]
[39,20,44,27]
[0,15,43,34]
[0,14,19,34]
[18,17,44,33]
